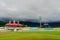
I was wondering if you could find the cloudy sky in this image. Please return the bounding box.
[0,0,60,22]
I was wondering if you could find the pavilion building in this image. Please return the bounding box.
[5,20,22,31]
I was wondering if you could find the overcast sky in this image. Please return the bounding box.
[0,0,60,22]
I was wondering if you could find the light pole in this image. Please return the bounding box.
[39,16,42,28]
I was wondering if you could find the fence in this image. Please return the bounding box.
[0,27,60,32]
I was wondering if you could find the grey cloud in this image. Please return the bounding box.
[0,0,60,22]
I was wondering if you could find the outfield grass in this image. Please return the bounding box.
[0,31,60,40]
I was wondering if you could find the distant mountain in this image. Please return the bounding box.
[48,21,60,28]
[0,17,60,23]
[0,17,60,27]
[0,17,38,22]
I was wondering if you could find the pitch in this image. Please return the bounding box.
[0,31,60,40]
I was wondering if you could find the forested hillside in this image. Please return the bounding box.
[0,22,6,27]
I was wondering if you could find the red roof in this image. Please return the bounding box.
[6,20,22,27]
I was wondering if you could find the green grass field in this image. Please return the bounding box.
[0,31,60,40]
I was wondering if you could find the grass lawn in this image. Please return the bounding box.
[0,31,60,40]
